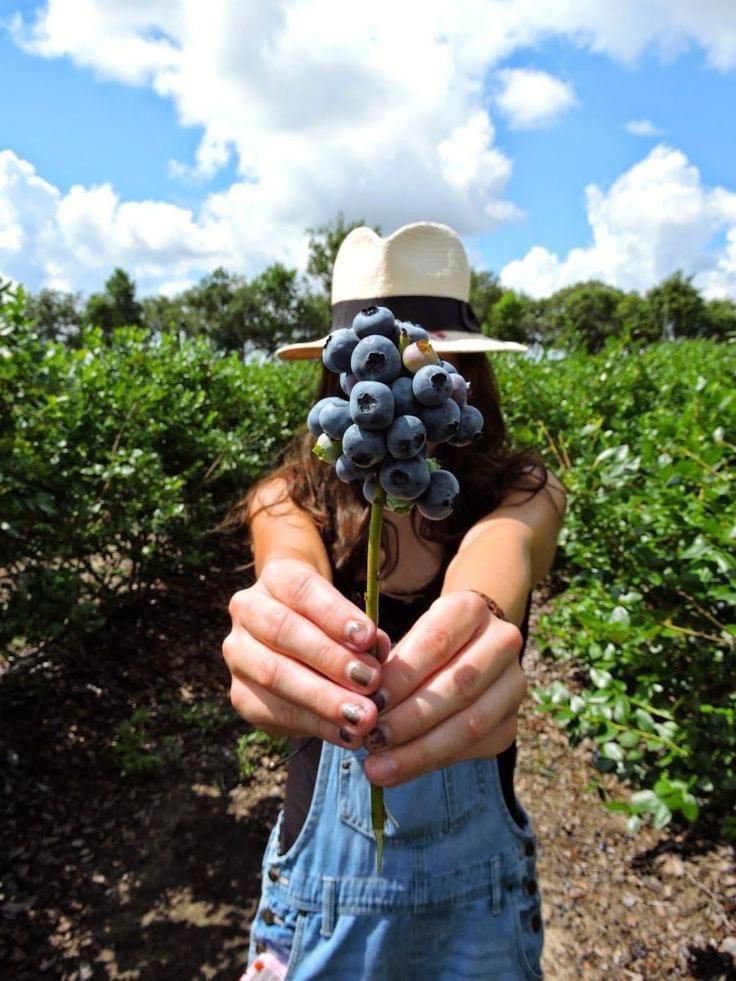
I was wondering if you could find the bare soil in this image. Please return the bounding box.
[1,561,734,980]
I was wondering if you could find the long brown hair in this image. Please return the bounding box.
[223,352,561,586]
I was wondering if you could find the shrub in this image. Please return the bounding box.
[495,335,736,828]
[0,285,318,648]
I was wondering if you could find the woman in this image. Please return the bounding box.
[223,223,567,979]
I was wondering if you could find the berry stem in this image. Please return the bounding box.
[365,483,387,874]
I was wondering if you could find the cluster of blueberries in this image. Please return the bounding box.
[308,305,484,520]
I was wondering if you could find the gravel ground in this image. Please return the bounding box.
[1,568,734,979]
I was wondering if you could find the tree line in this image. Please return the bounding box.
[19,215,736,355]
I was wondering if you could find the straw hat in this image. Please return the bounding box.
[275,222,528,360]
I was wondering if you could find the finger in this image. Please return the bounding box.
[364,619,521,750]
[257,559,378,652]
[362,662,526,786]
[241,591,382,694]
[229,632,378,735]
[230,675,366,750]
[373,591,491,711]
[375,629,391,663]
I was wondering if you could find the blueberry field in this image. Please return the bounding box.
[2,281,735,827]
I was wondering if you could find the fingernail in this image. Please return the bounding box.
[345,619,370,648]
[338,728,353,744]
[341,703,366,726]
[348,660,375,687]
[365,755,397,783]
[370,690,388,713]
[364,726,388,752]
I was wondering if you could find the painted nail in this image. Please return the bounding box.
[370,690,387,713]
[338,728,353,744]
[348,660,375,687]
[341,703,365,726]
[364,726,388,752]
[365,754,398,783]
[345,619,370,648]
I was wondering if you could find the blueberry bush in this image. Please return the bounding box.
[3,279,734,832]
[495,336,736,831]
[0,284,317,649]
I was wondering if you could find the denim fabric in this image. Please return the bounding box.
[247,741,544,980]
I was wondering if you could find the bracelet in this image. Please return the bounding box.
[469,590,507,622]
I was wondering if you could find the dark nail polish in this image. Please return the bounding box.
[348,661,374,686]
[339,728,353,744]
[370,691,387,713]
[341,703,365,726]
[364,727,387,751]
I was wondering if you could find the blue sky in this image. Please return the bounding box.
[1,1,735,299]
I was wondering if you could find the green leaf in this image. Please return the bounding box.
[590,667,613,689]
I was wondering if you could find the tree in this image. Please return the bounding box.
[84,268,143,334]
[469,270,504,328]
[645,271,706,340]
[703,298,736,341]
[25,288,83,344]
[306,213,380,297]
[615,291,655,346]
[485,290,528,344]
[541,281,627,353]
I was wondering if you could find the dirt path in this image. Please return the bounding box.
[1,570,734,979]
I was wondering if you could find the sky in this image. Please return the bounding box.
[1,0,736,300]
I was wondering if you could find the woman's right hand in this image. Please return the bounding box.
[223,557,389,747]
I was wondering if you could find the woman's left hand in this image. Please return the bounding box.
[361,590,527,787]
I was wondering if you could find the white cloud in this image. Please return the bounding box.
[0,149,266,294]
[4,0,736,294]
[500,144,736,298]
[495,68,577,129]
[626,118,665,137]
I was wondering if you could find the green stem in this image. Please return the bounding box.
[365,484,387,873]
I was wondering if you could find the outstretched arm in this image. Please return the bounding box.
[362,466,567,786]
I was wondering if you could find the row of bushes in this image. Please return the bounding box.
[1,285,317,648]
[493,337,735,831]
[3,283,734,829]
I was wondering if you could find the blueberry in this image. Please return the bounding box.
[412,364,452,407]
[416,470,460,520]
[351,335,402,384]
[352,305,397,340]
[379,454,431,501]
[450,404,484,445]
[335,454,364,484]
[386,415,427,458]
[313,432,342,463]
[398,321,430,343]
[319,399,353,440]
[363,477,379,503]
[349,380,395,430]
[391,376,421,416]
[342,424,387,468]
[449,373,468,407]
[308,396,346,436]
[340,371,359,396]
[322,328,359,373]
[420,399,461,442]
[402,339,440,374]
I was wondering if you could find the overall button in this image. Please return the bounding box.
[267,867,281,883]
[262,907,280,926]
[526,879,538,895]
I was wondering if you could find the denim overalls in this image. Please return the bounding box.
[246,739,544,979]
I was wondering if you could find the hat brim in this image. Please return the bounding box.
[276,330,528,361]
